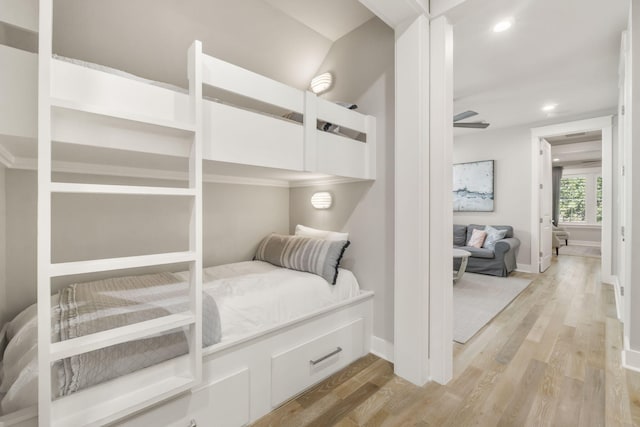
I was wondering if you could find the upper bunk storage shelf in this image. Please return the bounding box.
[199,52,377,180]
[50,97,196,133]
[200,55,304,113]
[51,58,194,128]
[203,99,305,171]
[0,41,376,181]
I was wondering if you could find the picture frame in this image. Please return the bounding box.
[453,160,494,212]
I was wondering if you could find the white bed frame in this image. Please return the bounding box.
[0,35,376,181]
[0,3,376,427]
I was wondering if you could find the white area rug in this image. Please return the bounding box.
[453,273,532,344]
[558,244,601,258]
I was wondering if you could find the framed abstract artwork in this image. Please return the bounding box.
[453,160,494,212]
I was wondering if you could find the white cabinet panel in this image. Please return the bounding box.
[271,319,364,407]
[117,368,250,427]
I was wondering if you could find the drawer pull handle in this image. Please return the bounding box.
[310,347,343,365]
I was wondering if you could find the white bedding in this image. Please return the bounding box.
[184,261,360,342]
[0,261,360,414]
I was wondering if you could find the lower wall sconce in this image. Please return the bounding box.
[311,192,333,209]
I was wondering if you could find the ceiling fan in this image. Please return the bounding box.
[453,111,490,129]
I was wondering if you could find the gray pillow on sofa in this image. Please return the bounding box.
[483,225,507,250]
[254,234,350,284]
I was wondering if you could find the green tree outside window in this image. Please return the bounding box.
[559,177,586,222]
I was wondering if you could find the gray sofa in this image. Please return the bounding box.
[453,224,521,277]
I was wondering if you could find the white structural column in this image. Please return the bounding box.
[601,123,613,284]
[394,14,431,386]
[625,0,640,369]
[429,15,454,384]
[37,0,53,424]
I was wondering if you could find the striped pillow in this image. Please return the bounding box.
[254,234,350,284]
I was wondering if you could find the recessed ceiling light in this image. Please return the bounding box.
[553,158,560,162]
[542,104,557,112]
[493,18,513,33]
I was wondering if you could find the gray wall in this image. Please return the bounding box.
[0,164,6,324]
[453,126,533,267]
[52,0,333,91]
[291,18,395,342]
[560,226,602,244]
[5,170,289,321]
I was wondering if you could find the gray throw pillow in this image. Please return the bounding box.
[254,234,350,284]
[483,225,507,250]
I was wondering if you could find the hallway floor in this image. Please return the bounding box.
[252,255,640,426]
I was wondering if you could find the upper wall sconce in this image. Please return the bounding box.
[310,72,333,95]
[311,191,333,209]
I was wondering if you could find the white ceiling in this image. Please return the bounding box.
[550,140,602,168]
[547,130,602,167]
[451,0,628,133]
[263,0,374,41]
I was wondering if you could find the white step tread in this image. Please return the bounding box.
[50,182,196,196]
[50,312,195,361]
[50,97,196,132]
[52,374,194,427]
[50,251,197,277]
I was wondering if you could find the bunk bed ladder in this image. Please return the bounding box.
[37,2,203,425]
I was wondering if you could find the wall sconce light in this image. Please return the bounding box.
[310,72,333,95]
[311,192,332,209]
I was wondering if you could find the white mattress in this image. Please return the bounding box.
[0,262,360,414]
[175,261,360,342]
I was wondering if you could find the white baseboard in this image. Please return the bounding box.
[515,264,534,274]
[568,240,601,247]
[623,337,640,373]
[371,336,394,362]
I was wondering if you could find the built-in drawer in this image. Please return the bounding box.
[270,318,364,407]
[116,368,250,427]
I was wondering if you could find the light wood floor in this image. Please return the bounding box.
[252,255,640,426]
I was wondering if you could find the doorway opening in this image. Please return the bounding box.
[530,117,613,276]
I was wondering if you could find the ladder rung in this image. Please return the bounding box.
[50,251,197,277]
[50,312,195,361]
[50,182,196,196]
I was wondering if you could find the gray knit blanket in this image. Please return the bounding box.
[54,272,220,396]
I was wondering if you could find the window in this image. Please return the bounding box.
[558,172,602,225]
[559,177,586,222]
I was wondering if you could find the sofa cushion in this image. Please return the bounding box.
[453,224,467,247]
[461,246,496,259]
[467,224,513,243]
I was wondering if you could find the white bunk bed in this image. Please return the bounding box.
[0,3,376,427]
[0,39,376,182]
